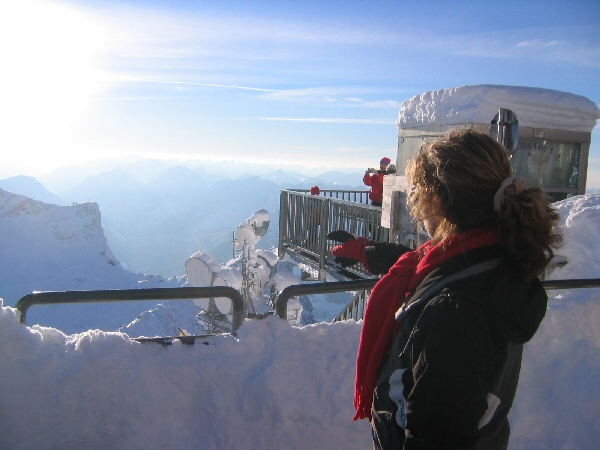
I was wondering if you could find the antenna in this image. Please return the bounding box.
[237,210,270,315]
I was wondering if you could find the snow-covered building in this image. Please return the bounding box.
[395,85,600,201]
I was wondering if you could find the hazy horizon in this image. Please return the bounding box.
[2,0,599,186]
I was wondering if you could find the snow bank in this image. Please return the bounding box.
[508,194,600,448]
[549,194,600,280]
[397,85,600,132]
[0,306,370,450]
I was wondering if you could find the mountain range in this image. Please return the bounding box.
[1,160,366,277]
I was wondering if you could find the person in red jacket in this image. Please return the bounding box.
[363,157,391,207]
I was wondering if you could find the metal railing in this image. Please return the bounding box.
[13,279,600,337]
[540,278,600,290]
[333,289,373,322]
[276,278,600,324]
[287,188,372,204]
[274,279,378,320]
[15,286,246,332]
[278,189,389,279]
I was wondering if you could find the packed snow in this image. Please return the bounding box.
[397,85,600,132]
[1,194,600,449]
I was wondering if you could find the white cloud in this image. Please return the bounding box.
[260,117,394,124]
[516,38,583,49]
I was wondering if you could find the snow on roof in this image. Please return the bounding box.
[397,85,600,132]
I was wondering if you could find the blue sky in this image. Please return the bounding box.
[2,0,600,185]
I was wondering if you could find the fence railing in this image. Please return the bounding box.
[274,279,379,320]
[15,287,246,331]
[13,279,600,336]
[278,189,388,279]
[286,189,372,204]
[276,278,600,324]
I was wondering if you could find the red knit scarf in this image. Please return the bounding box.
[353,228,499,420]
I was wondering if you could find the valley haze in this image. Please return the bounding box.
[0,158,367,278]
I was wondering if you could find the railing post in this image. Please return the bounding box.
[319,198,330,281]
[278,190,288,259]
[275,279,379,320]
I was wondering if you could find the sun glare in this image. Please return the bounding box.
[0,0,109,174]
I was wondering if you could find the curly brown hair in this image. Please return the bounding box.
[406,128,563,280]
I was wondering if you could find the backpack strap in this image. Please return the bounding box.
[392,257,504,360]
[395,257,503,322]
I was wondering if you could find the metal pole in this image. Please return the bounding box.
[16,286,246,331]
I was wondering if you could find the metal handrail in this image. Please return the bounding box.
[275,278,600,324]
[287,189,372,204]
[333,289,372,323]
[15,279,600,334]
[275,279,378,320]
[541,279,600,290]
[15,286,246,331]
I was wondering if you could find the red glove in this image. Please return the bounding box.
[331,236,372,270]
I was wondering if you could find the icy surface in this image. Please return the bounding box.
[397,85,600,132]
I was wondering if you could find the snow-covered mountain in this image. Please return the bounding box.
[36,156,365,193]
[0,175,66,205]
[259,168,311,185]
[53,167,230,275]
[102,174,281,276]
[0,188,184,333]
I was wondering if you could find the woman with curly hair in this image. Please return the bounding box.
[332,129,562,449]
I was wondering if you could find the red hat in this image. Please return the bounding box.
[380,157,391,166]
[310,186,320,195]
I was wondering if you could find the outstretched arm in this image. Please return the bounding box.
[328,230,410,275]
[367,241,411,275]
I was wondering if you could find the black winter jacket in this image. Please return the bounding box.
[370,245,548,449]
